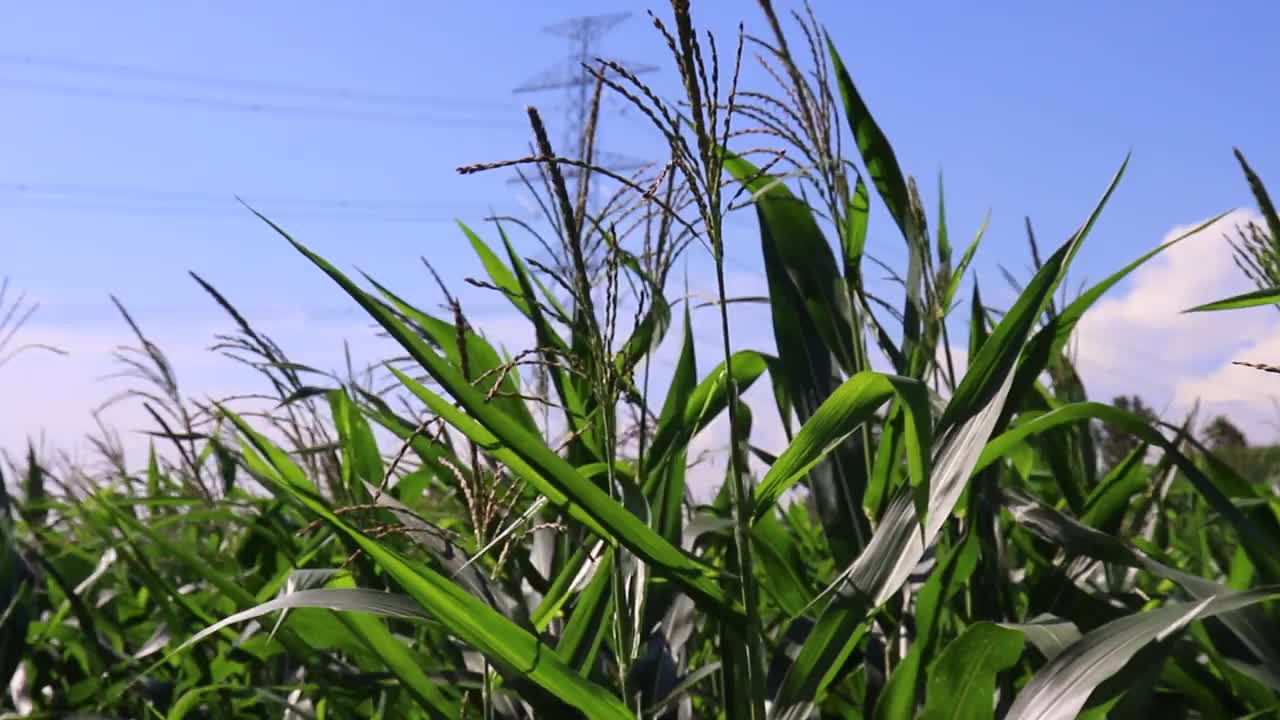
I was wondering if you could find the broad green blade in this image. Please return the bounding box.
[999,616,1082,662]
[842,174,870,281]
[942,211,989,311]
[770,186,1110,704]
[1186,285,1280,313]
[826,32,918,246]
[1003,487,1280,674]
[922,623,1025,720]
[751,371,928,522]
[386,367,734,614]
[169,582,450,718]
[531,539,606,631]
[613,251,672,375]
[555,549,614,673]
[761,212,871,559]
[645,349,769,475]
[722,149,879,561]
[915,532,980,646]
[460,220,532,318]
[873,532,980,720]
[263,218,737,617]
[974,401,1280,580]
[947,154,1129,430]
[491,219,594,455]
[751,511,815,617]
[864,398,906,521]
[0,477,30,694]
[968,280,989,359]
[364,275,539,434]
[722,152,856,371]
[226,412,635,720]
[175,588,431,651]
[1004,587,1280,720]
[1032,211,1226,356]
[649,304,697,545]
[329,389,382,505]
[773,369,1014,709]
[1079,442,1150,534]
[875,643,925,720]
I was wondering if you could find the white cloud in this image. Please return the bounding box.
[1072,208,1280,443]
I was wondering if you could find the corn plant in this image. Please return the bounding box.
[6,2,1280,719]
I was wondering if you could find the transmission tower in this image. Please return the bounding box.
[511,12,658,182]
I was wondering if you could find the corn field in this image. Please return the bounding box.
[4,1,1280,718]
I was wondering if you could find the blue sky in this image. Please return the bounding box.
[5,1,1280,465]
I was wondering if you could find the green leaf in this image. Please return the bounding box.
[223,411,635,720]
[874,534,979,720]
[725,147,881,562]
[172,576,458,717]
[1235,147,1280,244]
[362,481,527,625]
[265,219,737,617]
[751,511,814,617]
[1029,211,1227,354]
[531,540,605,631]
[386,366,733,614]
[357,389,470,489]
[556,549,614,674]
[473,218,595,457]
[875,647,925,720]
[999,616,1081,662]
[943,212,989,311]
[751,371,927,522]
[460,220,531,318]
[645,349,769,475]
[364,274,539,434]
[922,623,1025,720]
[974,401,1280,581]
[968,280,989,360]
[328,389,382,505]
[0,519,30,693]
[1185,285,1280,313]
[772,367,1014,710]
[864,400,905,521]
[1079,441,1149,533]
[842,174,870,279]
[1004,587,1280,720]
[1002,486,1280,674]
[722,152,855,371]
[945,154,1129,430]
[649,305,697,545]
[915,532,980,645]
[613,251,672,375]
[826,32,917,245]
[787,170,1097,683]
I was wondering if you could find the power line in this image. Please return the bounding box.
[0,179,525,223]
[0,200,503,223]
[0,76,520,129]
[0,180,498,213]
[512,12,657,182]
[0,49,514,111]
[28,299,530,322]
[33,303,372,319]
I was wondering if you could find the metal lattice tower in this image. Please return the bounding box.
[512,12,657,179]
